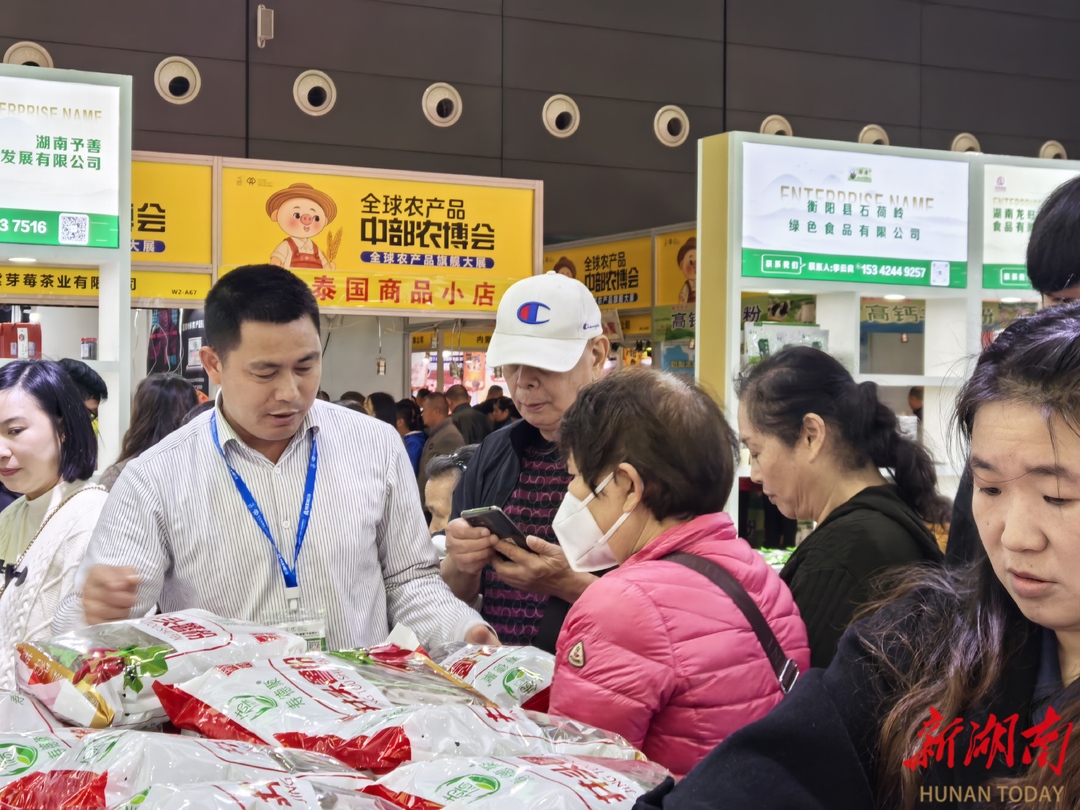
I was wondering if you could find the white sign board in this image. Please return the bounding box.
[0,74,120,248]
[741,142,969,287]
[982,163,1080,289]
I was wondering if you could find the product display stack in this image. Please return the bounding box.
[0,610,669,809]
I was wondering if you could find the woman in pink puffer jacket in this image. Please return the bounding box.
[547,370,809,777]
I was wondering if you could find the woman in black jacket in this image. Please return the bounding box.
[638,303,1080,809]
[737,347,949,668]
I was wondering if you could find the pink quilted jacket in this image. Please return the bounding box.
[550,512,810,777]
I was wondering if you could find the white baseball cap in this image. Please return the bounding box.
[486,271,604,373]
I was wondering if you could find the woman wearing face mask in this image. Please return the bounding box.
[0,361,105,688]
[737,347,949,669]
[548,369,809,777]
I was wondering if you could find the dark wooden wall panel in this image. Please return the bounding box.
[2,0,1077,240]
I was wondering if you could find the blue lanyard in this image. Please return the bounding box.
[210,412,318,595]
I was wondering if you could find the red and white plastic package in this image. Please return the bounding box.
[430,644,554,712]
[0,731,80,791]
[155,657,642,773]
[0,689,61,733]
[16,610,307,728]
[366,755,671,809]
[324,648,487,707]
[0,729,362,810]
[108,775,382,810]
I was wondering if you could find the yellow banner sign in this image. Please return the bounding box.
[544,236,653,308]
[621,313,653,336]
[222,166,534,280]
[656,229,696,307]
[220,265,515,314]
[131,160,213,265]
[0,267,211,302]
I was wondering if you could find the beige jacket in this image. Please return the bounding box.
[0,480,108,689]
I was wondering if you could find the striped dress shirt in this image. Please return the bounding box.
[54,399,486,649]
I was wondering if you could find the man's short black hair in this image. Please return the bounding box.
[1028,174,1080,296]
[205,264,321,357]
[57,358,108,404]
[0,361,97,481]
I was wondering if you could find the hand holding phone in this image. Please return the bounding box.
[461,506,532,551]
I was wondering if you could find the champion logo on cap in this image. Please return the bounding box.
[517,302,551,325]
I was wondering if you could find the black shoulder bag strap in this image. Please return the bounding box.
[661,551,800,694]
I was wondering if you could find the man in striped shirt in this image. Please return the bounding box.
[55,265,495,650]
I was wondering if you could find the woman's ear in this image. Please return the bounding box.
[802,413,827,461]
[616,462,644,513]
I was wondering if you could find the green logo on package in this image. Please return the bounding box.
[227,694,278,722]
[0,744,38,776]
[77,734,121,766]
[436,774,501,802]
[502,668,530,697]
[123,789,150,807]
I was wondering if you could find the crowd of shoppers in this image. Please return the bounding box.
[2,171,1080,801]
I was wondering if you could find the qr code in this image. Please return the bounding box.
[58,213,89,245]
[930,261,950,287]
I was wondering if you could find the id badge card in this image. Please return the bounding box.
[265,606,328,652]
[264,589,328,652]
[277,607,328,652]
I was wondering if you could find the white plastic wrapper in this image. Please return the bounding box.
[157,658,643,773]
[110,775,381,810]
[0,729,361,809]
[0,689,61,733]
[325,649,487,707]
[16,610,307,728]
[431,644,554,711]
[367,756,671,809]
[0,731,79,791]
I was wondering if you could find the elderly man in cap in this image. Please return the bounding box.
[441,272,610,653]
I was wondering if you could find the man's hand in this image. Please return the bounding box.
[444,518,499,576]
[491,536,597,603]
[83,565,140,626]
[464,624,500,646]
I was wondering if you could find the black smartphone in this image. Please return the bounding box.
[461,506,532,551]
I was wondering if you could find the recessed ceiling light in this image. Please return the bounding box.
[8,258,36,263]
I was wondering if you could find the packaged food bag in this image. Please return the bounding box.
[110,774,381,810]
[430,644,554,712]
[0,729,361,809]
[0,689,61,733]
[327,647,489,707]
[156,659,643,772]
[16,610,307,728]
[0,731,79,790]
[365,756,671,809]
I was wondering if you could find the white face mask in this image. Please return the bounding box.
[553,472,632,572]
